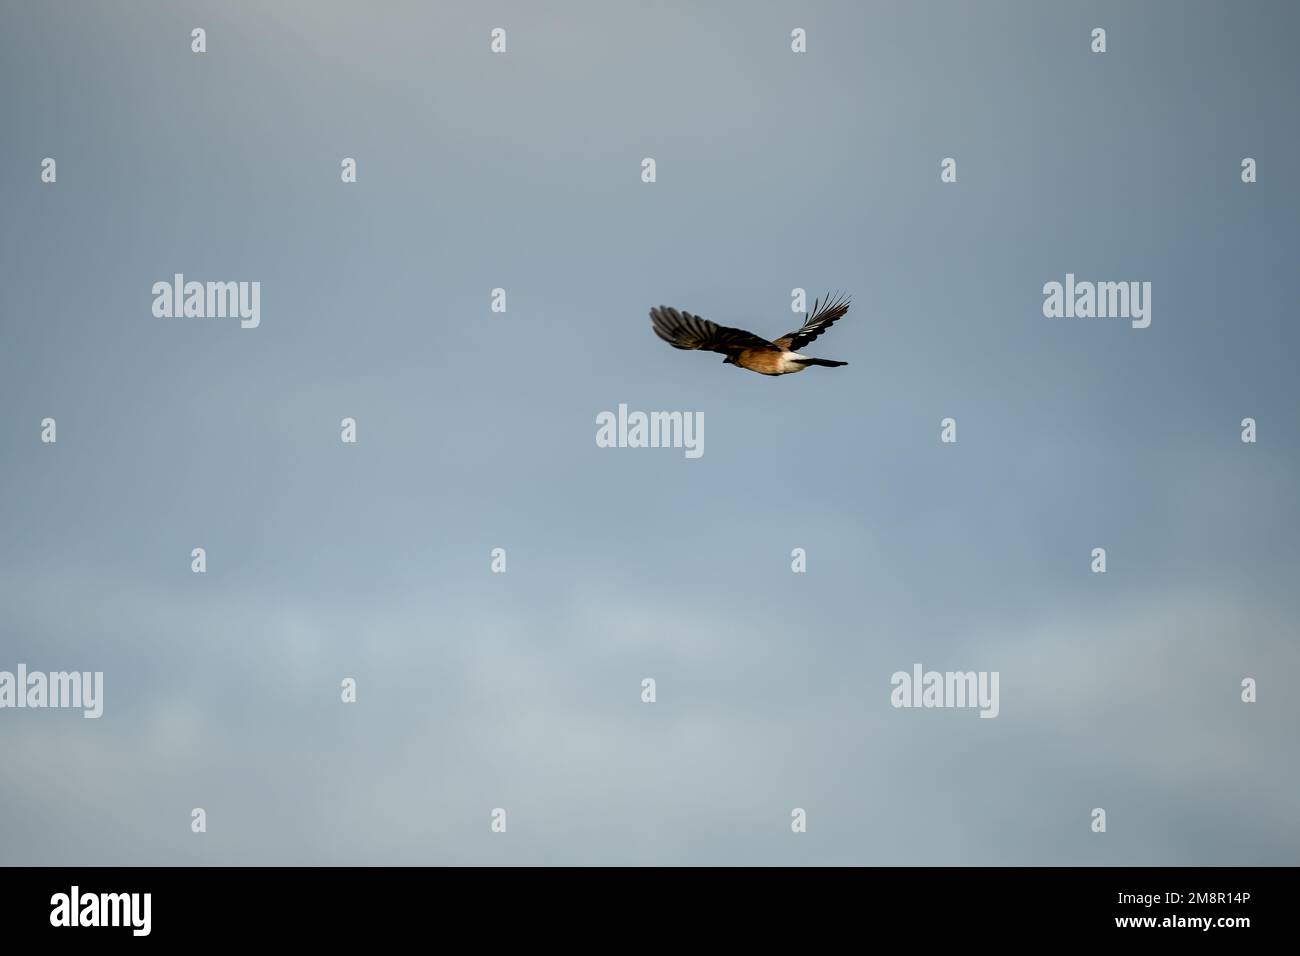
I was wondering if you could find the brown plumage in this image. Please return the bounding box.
[649,293,851,376]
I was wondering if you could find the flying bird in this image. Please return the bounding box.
[650,292,851,376]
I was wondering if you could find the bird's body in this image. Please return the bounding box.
[650,293,852,376]
[734,348,813,375]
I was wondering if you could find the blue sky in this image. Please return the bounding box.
[1,0,1297,864]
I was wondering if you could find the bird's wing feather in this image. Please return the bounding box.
[772,292,851,351]
[650,307,775,353]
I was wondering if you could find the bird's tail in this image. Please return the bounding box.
[797,358,848,368]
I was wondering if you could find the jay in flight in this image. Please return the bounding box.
[650,292,851,376]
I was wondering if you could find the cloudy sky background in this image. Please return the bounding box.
[1,0,1297,864]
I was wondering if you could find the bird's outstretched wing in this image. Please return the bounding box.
[650,307,776,353]
[773,292,851,351]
